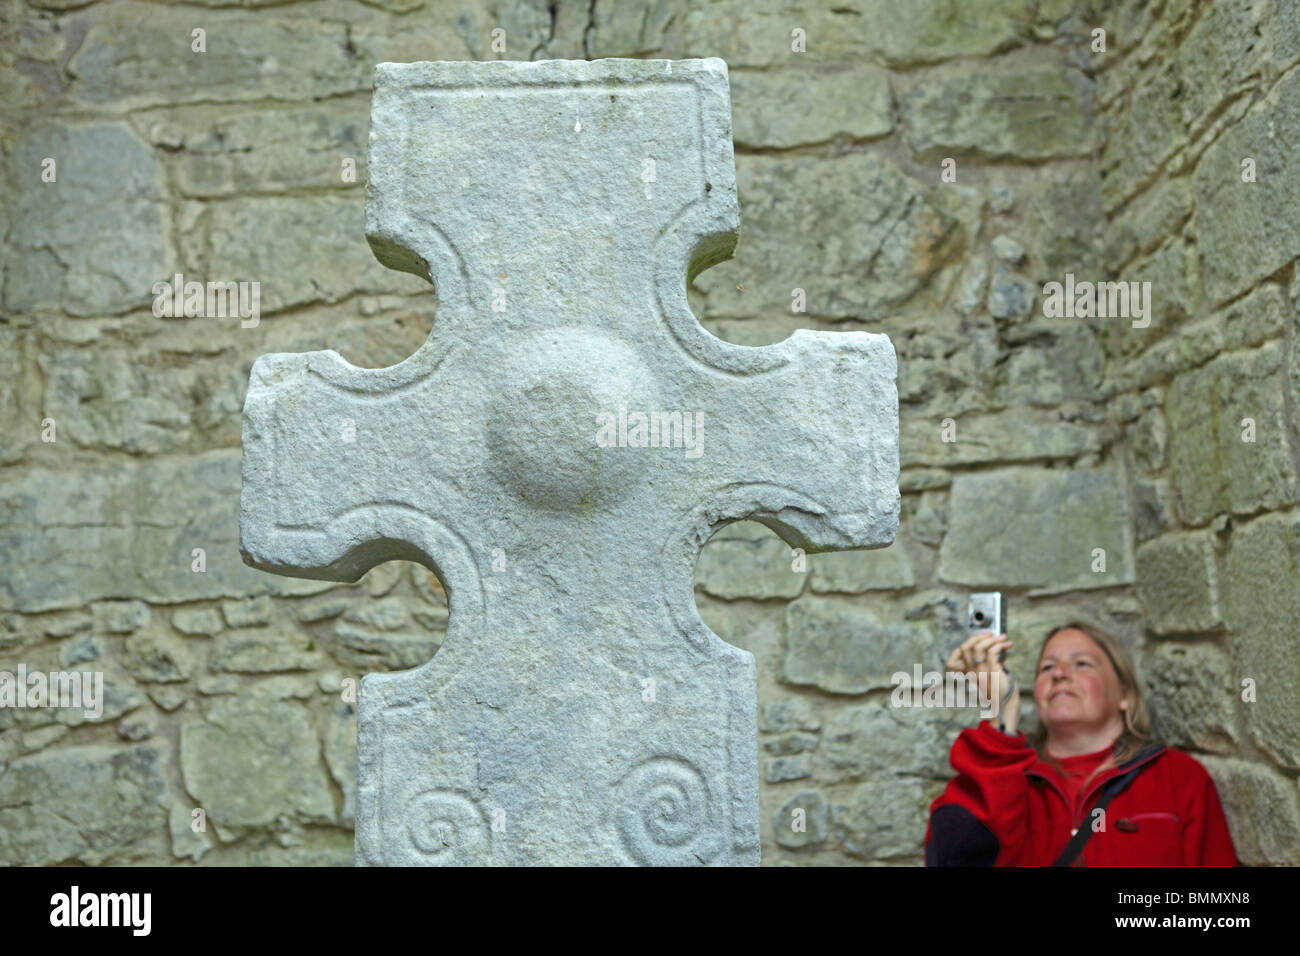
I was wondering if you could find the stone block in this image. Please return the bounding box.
[67,4,372,108]
[938,467,1135,593]
[1224,511,1300,770]
[1171,0,1269,137]
[901,410,1104,467]
[587,0,678,57]
[1166,343,1296,524]
[0,328,30,465]
[902,68,1091,161]
[333,617,440,671]
[1031,167,1104,277]
[172,607,225,636]
[856,0,1033,66]
[1100,66,1185,212]
[1135,532,1223,634]
[1105,176,1193,272]
[0,452,317,612]
[199,195,428,314]
[1132,315,1225,388]
[180,696,334,836]
[1220,283,1288,351]
[1113,236,1200,354]
[92,600,151,634]
[1200,756,1300,864]
[37,351,197,454]
[1195,68,1300,305]
[175,106,369,197]
[692,155,961,319]
[988,263,1035,319]
[1128,406,1168,473]
[0,743,166,864]
[2,123,167,316]
[832,777,926,859]
[993,322,1106,407]
[682,2,874,66]
[759,698,821,733]
[221,595,273,629]
[695,521,807,600]
[730,66,891,148]
[1145,641,1238,753]
[1132,478,1176,543]
[773,789,828,850]
[783,598,939,695]
[209,631,327,674]
[123,630,195,683]
[808,540,914,593]
[814,703,960,784]
[763,731,819,755]
[58,635,102,667]
[765,754,812,782]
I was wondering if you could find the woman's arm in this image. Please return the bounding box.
[925,719,1038,866]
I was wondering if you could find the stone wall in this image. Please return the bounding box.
[1085,0,1300,866]
[0,0,1295,865]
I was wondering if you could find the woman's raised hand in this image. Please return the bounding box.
[945,631,1019,733]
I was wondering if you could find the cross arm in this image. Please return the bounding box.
[239,347,464,582]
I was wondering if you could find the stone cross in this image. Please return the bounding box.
[240,58,899,866]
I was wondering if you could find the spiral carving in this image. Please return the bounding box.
[406,790,488,864]
[615,757,719,865]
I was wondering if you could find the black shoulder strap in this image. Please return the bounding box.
[1051,745,1164,868]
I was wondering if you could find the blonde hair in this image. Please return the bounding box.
[1030,622,1156,789]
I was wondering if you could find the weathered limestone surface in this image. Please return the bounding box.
[1201,757,1300,865]
[3,0,1291,869]
[695,521,807,600]
[901,67,1092,161]
[0,743,167,865]
[1144,642,1237,755]
[0,453,328,613]
[1166,343,1297,524]
[691,153,964,320]
[1225,511,1300,771]
[783,597,935,695]
[239,59,900,865]
[1134,532,1222,635]
[938,468,1135,593]
[4,123,168,316]
[180,696,335,839]
[728,66,892,148]
[1193,43,1300,306]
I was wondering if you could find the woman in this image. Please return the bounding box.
[924,622,1238,866]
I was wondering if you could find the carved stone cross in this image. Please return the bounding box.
[240,58,899,865]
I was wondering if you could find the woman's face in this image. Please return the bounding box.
[1034,629,1128,733]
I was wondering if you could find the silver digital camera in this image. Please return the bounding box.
[967,592,1004,637]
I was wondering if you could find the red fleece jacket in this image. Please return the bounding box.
[925,720,1238,866]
